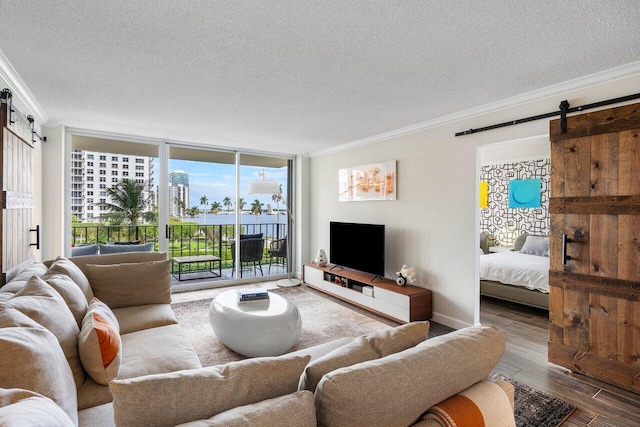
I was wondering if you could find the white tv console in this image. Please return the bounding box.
[303,264,432,324]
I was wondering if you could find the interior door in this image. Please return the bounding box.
[1,101,37,285]
[548,102,640,393]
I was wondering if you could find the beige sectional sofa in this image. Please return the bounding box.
[0,252,515,427]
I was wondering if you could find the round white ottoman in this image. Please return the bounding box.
[208,289,302,357]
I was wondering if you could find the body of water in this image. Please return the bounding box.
[188,212,288,226]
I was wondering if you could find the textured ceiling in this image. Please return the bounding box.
[0,1,639,155]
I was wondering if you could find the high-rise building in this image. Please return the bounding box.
[169,170,189,218]
[70,150,155,222]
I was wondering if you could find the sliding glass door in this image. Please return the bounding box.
[67,132,294,288]
[164,145,292,286]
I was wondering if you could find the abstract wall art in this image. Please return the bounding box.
[508,178,542,208]
[339,160,396,201]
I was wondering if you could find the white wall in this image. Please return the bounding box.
[41,125,66,260]
[308,71,640,329]
[481,135,550,165]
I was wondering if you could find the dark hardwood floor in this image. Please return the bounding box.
[479,296,640,427]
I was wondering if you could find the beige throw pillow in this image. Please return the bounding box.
[110,354,311,427]
[41,273,89,326]
[78,298,123,385]
[0,306,79,425]
[314,325,505,427]
[175,391,317,427]
[0,388,75,427]
[47,256,94,303]
[82,259,171,309]
[8,276,85,390]
[300,321,430,392]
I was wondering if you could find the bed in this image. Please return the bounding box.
[479,235,550,310]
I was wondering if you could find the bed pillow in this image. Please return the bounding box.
[519,235,549,257]
[512,233,529,252]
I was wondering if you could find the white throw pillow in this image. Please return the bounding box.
[78,298,122,385]
[519,235,550,257]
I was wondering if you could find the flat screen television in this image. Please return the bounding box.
[329,221,385,277]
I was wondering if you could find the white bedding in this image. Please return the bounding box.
[479,251,549,293]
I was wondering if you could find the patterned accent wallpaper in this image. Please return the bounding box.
[480,158,550,239]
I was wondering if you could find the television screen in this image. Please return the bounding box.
[329,221,385,276]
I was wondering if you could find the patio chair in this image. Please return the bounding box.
[269,238,287,273]
[231,238,265,278]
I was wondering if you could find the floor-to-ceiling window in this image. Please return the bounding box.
[68,133,294,290]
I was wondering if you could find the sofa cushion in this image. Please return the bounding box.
[71,243,99,257]
[9,261,48,282]
[0,306,78,425]
[118,324,202,379]
[40,273,89,326]
[78,402,114,427]
[314,325,505,427]
[110,354,311,427]
[47,256,94,303]
[8,276,85,390]
[79,298,123,385]
[98,243,154,254]
[300,321,430,392]
[82,259,172,309]
[112,303,178,335]
[0,388,75,427]
[175,391,316,427]
[420,380,516,427]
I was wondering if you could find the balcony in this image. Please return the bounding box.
[71,222,289,285]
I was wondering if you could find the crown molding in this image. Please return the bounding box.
[0,48,49,125]
[310,60,640,158]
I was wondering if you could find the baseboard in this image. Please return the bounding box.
[431,311,473,330]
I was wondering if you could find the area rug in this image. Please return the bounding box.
[173,286,575,426]
[489,373,575,427]
[171,286,392,366]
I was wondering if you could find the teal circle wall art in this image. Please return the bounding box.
[508,178,541,208]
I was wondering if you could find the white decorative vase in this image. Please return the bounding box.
[315,249,327,266]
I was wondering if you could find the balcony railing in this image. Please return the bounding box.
[71,223,288,274]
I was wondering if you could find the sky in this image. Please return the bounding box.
[163,159,289,211]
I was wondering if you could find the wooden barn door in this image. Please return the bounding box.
[1,101,37,285]
[548,102,640,394]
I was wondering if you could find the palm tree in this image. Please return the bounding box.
[188,205,199,218]
[237,198,246,213]
[200,195,208,225]
[272,184,283,215]
[210,201,222,216]
[101,179,152,225]
[223,196,232,224]
[250,199,263,222]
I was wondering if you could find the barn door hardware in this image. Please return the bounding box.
[561,234,572,265]
[455,92,640,137]
[26,115,47,143]
[29,225,40,250]
[0,88,15,125]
